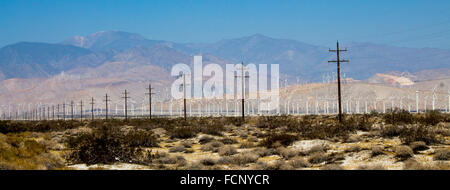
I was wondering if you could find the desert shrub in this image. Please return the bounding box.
[169,126,198,139]
[251,161,270,170]
[253,147,277,157]
[169,145,187,153]
[409,141,429,153]
[327,152,345,163]
[247,136,259,142]
[268,160,293,170]
[357,164,385,170]
[154,155,185,165]
[288,157,310,168]
[0,133,64,170]
[418,111,445,125]
[201,141,224,152]
[123,129,159,147]
[320,164,343,170]
[200,122,225,136]
[308,152,328,164]
[199,135,214,144]
[384,109,414,124]
[224,117,243,126]
[260,133,298,148]
[218,145,237,156]
[200,158,217,166]
[394,146,414,160]
[294,121,356,140]
[181,141,193,148]
[371,146,384,157]
[277,147,298,159]
[399,125,439,145]
[66,126,158,165]
[344,145,362,153]
[343,114,372,131]
[433,149,450,161]
[231,152,259,165]
[240,141,256,148]
[0,120,83,134]
[380,125,405,138]
[256,116,291,129]
[220,137,238,144]
[306,145,328,155]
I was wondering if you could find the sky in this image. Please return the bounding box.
[1,0,450,49]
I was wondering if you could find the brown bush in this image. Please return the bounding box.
[308,152,328,164]
[371,146,384,157]
[218,145,237,156]
[260,133,298,148]
[169,126,198,139]
[433,149,450,161]
[394,146,414,160]
[66,126,158,165]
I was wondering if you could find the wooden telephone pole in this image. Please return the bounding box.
[70,101,74,121]
[329,41,349,123]
[122,90,129,120]
[57,104,60,120]
[104,94,110,120]
[235,62,249,121]
[146,84,155,119]
[90,97,94,120]
[177,74,190,121]
[62,102,66,120]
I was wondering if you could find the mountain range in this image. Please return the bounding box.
[1,30,449,83]
[0,30,449,105]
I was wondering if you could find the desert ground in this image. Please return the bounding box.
[0,110,449,170]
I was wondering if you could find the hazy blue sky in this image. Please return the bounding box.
[1,0,450,49]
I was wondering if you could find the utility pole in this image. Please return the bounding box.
[79,100,83,121]
[146,84,155,119]
[71,101,74,121]
[329,41,349,123]
[90,97,94,120]
[176,74,190,121]
[235,62,249,121]
[52,105,55,120]
[104,94,110,120]
[57,104,60,120]
[182,75,187,121]
[62,102,66,120]
[122,90,129,121]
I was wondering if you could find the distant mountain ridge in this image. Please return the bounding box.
[0,30,449,83]
[0,42,106,80]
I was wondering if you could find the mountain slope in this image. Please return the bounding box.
[61,31,164,52]
[0,42,106,80]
